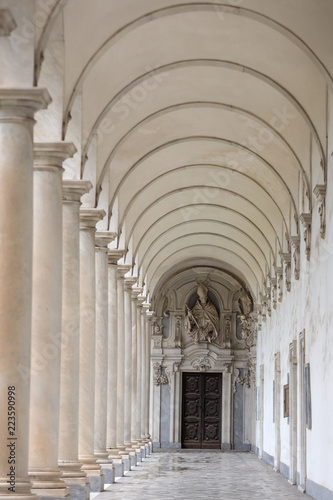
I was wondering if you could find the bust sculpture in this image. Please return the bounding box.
[184,284,219,344]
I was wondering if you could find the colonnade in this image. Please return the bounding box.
[0,91,151,500]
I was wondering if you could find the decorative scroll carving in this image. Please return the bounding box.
[185,284,219,344]
[290,236,300,280]
[192,356,212,372]
[313,184,326,239]
[264,287,271,317]
[224,314,231,347]
[270,278,277,310]
[275,267,283,303]
[281,252,291,292]
[175,315,182,347]
[153,362,168,386]
[152,316,163,335]
[233,367,251,392]
[239,314,257,349]
[300,213,312,261]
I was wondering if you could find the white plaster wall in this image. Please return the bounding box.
[256,97,333,492]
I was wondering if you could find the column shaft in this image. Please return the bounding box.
[29,143,76,499]
[0,88,50,500]
[124,278,136,450]
[116,266,129,452]
[106,251,123,463]
[59,181,91,500]
[130,294,138,447]
[94,232,116,484]
[79,209,105,492]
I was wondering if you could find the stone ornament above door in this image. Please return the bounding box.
[184,284,219,344]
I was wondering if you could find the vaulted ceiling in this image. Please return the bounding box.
[36,0,333,304]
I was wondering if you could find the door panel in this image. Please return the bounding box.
[182,372,222,449]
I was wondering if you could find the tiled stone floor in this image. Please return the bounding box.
[92,450,312,500]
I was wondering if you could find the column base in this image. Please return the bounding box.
[0,478,38,500]
[79,456,104,492]
[58,461,89,500]
[29,468,69,500]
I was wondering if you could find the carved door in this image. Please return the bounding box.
[181,372,222,449]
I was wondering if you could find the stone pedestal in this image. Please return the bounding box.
[59,180,92,500]
[29,143,76,500]
[0,88,50,500]
[94,231,116,484]
[79,209,105,492]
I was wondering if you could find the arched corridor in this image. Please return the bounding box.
[0,1,333,500]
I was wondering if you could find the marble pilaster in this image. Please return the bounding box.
[79,208,105,492]
[29,143,76,500]
[0,88,50,500]
[59,180,92,500]
[94,231,116,484]
[144,308,153,444]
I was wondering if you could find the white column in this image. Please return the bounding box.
[58,180,92,500]
[146,312,153,444]
[29,143,76,500]
[130,289,140,451]
[116,265,131,454]
[106,251,124,466]
[0,88,50,500]
[79,208,105,492]
[142,306,152,445]
[136,295,145,447]
[94,231,116,485]
[124,277,136,456]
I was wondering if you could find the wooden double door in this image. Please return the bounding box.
[181,372,222,449]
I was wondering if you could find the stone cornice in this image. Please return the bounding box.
[62,180,92,202]
[34,142,76,170]
[108,249,124,265]
[0,9,16,36]
[124,277,137,290]
[0,88,51,120]
[95,230,117,249]
[117,264,131,278]
[79,208,105,230]
[132,287,143,300]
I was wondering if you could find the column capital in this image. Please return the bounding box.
[117,264,131,278]
[124,277,137,290]
[34,142,76,171]
[0,88,51,120]
[0,9,16,36]
[137,295,146,306]
[108,249,124,265]
[95,230,117,249]
[132,287,143,300]
[80,208,105,230]
[63,180,92,203]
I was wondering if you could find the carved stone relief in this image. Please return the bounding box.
[300,213,312,261]
[313,184,326,239]
[185,284,219,344]
[153,362,168,386]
